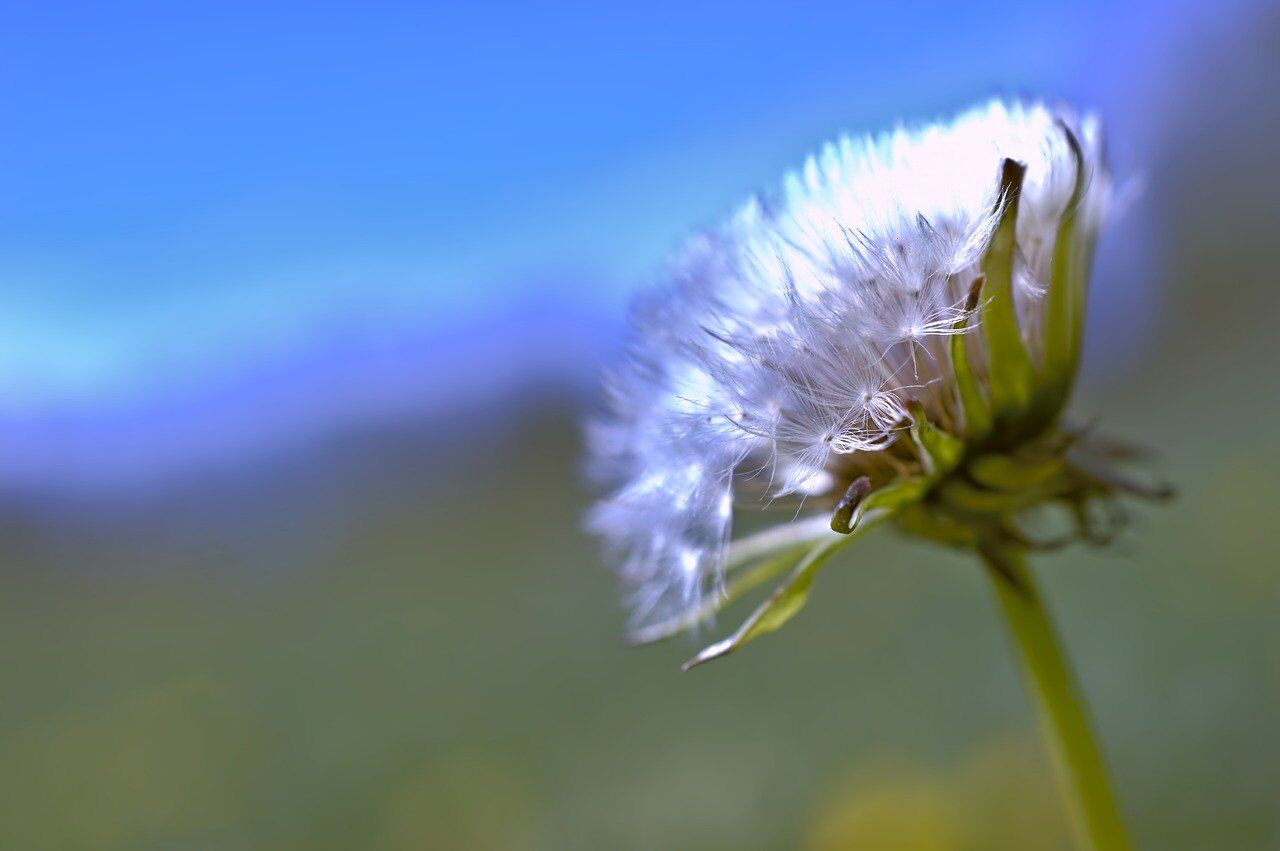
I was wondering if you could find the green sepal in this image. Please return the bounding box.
[896,502,982,549]
[684,477,927,667]
[629,514,842,645]
[684,508,894,669]
[722,515,837,574]
[627,545,808,646]
[968,452,1065,494]
[1036,121,1089,423]
[936,476,1026,516]
[980,159,1036,424]
[845,476,931,532]
[908,403,965,477]
[951,277,992,442]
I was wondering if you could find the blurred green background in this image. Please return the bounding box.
[3,3,1280,849]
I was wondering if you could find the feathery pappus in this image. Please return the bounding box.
[586,99,1167,666]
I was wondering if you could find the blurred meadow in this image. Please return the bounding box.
[3,2,1280,849]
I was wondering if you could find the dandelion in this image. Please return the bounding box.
[587,99,1171,851]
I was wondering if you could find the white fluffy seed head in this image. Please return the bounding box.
[587,99,1112,630]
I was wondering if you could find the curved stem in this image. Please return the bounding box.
[979,543,1133,851]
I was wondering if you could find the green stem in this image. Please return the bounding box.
[979,544,1133,851]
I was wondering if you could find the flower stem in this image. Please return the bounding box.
[979,543,1133,851]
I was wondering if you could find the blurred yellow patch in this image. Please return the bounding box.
[957,731,1070,851]
[804,732,1070,851]
[804,758,961,851]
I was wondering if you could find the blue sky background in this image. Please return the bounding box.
[0,1,1247,489]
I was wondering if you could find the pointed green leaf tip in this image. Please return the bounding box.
[980,158,1036,429]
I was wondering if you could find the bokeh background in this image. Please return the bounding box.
[3,2,1279,848]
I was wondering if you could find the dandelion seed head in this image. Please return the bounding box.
[587,99,1112,630]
